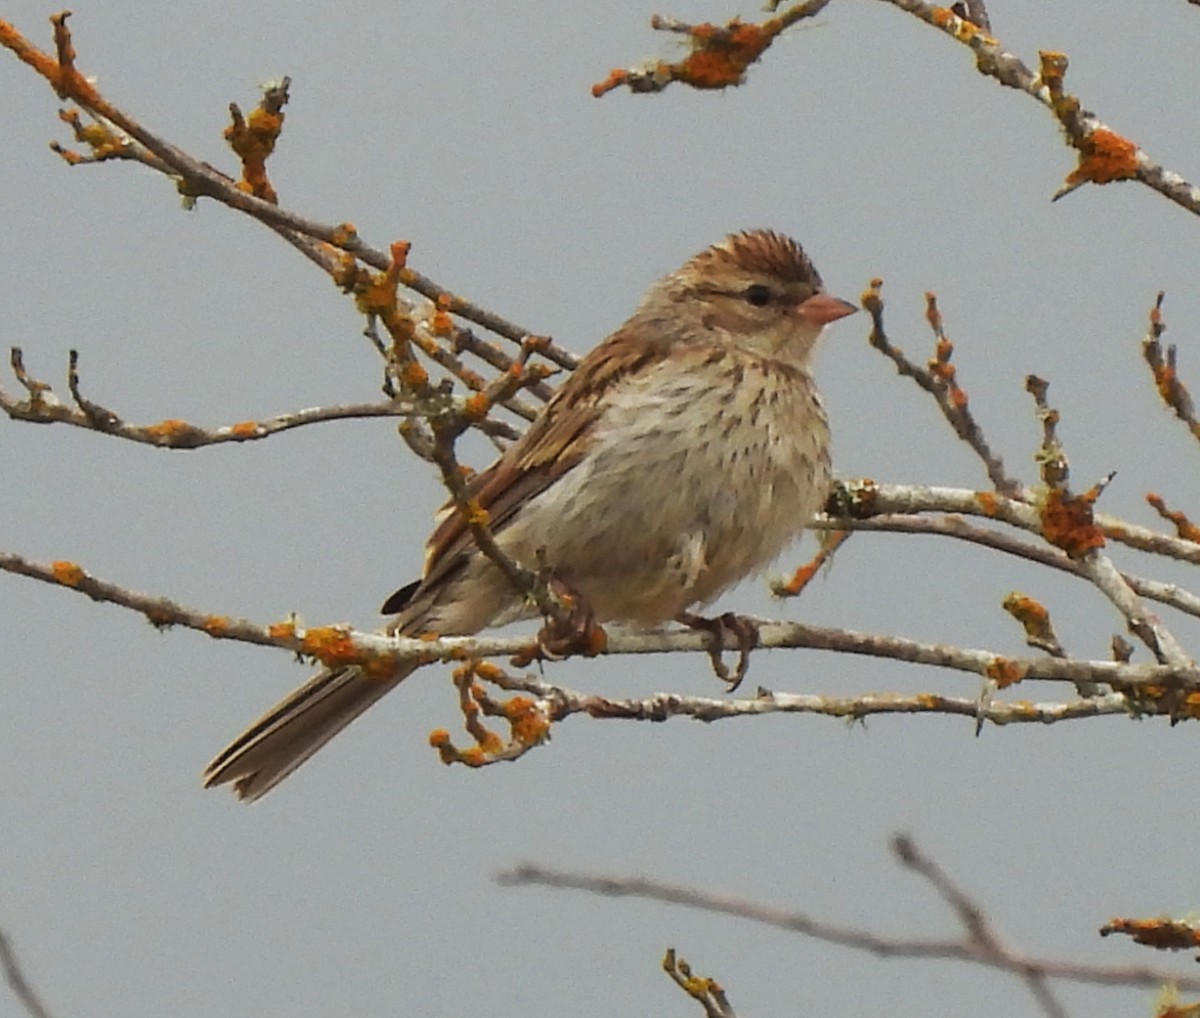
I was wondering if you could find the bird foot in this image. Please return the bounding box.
[676,610,759,691]
[536,578,607,660]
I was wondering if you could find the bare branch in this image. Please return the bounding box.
[0,930,55,1018]
[890,834,1067,1018]
[497,840,1200,995]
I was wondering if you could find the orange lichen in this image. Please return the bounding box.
[399,360,429,390]
[51,559,85,586]
[472,660,507,682]
[1002,593,1048,627]
[458,746,486,766]
[143,605,174,629]
[145,418,192,442]
[330,253,363,291]
[1146,493,1200,543]
[838,478,878,519]
[331,222,358,247]
[673,19,783,89]
[1040,488,1105,558]
[0,13,100,106]
[389,239,411,268]
[1100,916,1200,951]
[778,530,851,597]
[56,107,123,158]
[593,15,786,95]
[985,657,1027,689]
[1001,592,1056,646]
[230,420,260,438]
[224,100,284,204]
[927,7,997,43]
[464,499,491,527]
[860,278,884,314]
[1066,128,1139,188]
[300,625,359,665]
[505,697,552,746]
[1038,50,1069,88]
[928,339,968,409]
[267,620,296,641]
[202,615,231,636]
[430,293,455,336]
[462,393,492,421]
[592,67,631,97]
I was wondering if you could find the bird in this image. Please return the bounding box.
[203,229,857,801]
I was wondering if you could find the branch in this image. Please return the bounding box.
[0,348,522,445]
[813,513,1200,622]
[0,930,54,1018]
[1141,292,1200,446]
[0,11,578,438]
[596,2,1200,215]
[6,532,1200,697]
[861,281,1024,497]
[497,836,1200,998]
[834,481,1200,660]
[662,949,738,1018]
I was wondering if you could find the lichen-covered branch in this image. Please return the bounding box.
[0,347,520,446]
[595,1,1200,216]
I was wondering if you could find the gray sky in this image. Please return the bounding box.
[3,2,1200,1016]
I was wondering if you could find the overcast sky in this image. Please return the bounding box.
[4,3,1200,1017]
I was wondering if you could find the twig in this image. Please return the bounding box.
[811,513,1200,621]
[662,949,737,1018]
[0,930,55,1018]
[486,667,1138,726]
[831,480,1200,567]
[1141,292,1200,445]
[496,838,1200,995]
[596,2,1200,215]
[890,835,1067,1018]
[0,11,580,428]
[0,349,520,445]
[1023,377,1189,668]
[860,280,1023,497]
[591,3,833,97]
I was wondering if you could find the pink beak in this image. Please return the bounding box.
[795,293,858,326]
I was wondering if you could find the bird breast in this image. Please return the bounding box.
[496,344,831,627]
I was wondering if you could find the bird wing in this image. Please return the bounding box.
[380,329,662,613]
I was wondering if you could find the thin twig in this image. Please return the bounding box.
[0,930,55,1018]
[0,351,520,445]
[860,281,1024,497]
[496,842,1200,994]
[811,513,1200,622]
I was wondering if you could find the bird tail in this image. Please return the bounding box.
[202,660,417,803]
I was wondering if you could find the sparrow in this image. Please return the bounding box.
[204,229,857,801]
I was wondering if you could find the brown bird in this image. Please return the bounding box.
[204,229,857,801]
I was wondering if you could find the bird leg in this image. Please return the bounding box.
[675,610,760,691]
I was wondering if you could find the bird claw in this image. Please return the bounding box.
[677,610,759,691]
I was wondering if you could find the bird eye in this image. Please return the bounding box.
[743,284,772,307]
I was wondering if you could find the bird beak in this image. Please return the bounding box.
[795,293,858,326]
